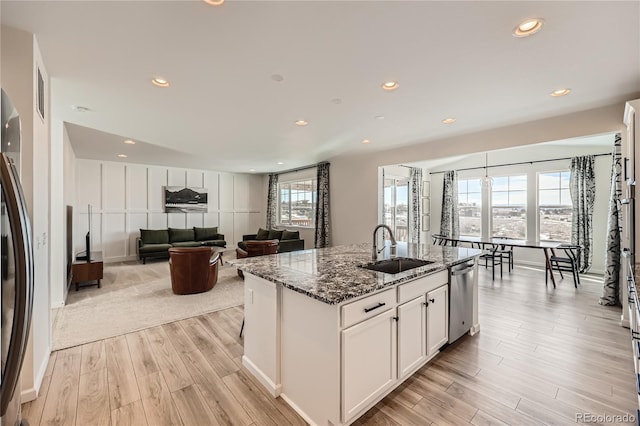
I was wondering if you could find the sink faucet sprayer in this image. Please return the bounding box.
[372,224,397,261]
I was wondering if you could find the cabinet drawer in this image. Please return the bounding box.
[397,270,448,304]
[341,289,395,328]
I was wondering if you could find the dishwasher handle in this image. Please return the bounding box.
[451,264,474,276]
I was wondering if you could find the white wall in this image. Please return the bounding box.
[73,159,264,262]
[330,103,628,248]
[427,143,613,274]
[1,25,52,402]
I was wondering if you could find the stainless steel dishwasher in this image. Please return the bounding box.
[449,261,474,343]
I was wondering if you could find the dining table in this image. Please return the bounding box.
[433,235,564,287]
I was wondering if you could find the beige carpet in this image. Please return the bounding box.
[52,258,244,350]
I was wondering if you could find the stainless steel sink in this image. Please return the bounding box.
[361,258,434,274]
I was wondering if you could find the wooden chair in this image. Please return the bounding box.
[548,244,581,287]
[168,247,220,295]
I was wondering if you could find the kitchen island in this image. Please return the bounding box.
[229,243,481,426]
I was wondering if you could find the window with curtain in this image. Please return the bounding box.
[278,179,316,227]
[491,175,527,238]
[383,177,409,242]
[458,178,482,237]
[538,171,572,242]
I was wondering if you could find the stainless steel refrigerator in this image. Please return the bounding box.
[0,89,35,426]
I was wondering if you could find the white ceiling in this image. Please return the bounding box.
[2,1,639,173]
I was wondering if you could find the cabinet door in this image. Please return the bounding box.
[341,308,397,422]
[397,296,427,379]
[426,285,448,356]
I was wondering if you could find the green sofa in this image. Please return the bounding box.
[137,227,226,264]
[238,228,304,253]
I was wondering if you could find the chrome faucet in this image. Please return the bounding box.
[372,224,397,261]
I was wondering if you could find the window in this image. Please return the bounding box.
[383,177,409,242]
[458,179,482,237]
[538,171,572,242]
[491,175,527,238]
[278,179,316,227]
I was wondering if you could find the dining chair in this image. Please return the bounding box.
[494,239,514,272]
[548,244,581,288]
[472,242,503,280]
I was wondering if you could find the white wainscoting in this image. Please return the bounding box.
[75,159,264,263]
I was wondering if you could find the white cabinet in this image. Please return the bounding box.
[397,296,427,379]
[341,308,397,423]
[426,285,449,356]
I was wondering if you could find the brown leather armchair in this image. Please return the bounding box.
[235,239,279,278]
[168,247,220,295]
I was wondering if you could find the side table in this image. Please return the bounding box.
[72,251,104,291]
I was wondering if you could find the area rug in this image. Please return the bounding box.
[52,258,244,350]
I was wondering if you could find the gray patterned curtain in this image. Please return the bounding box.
[570,155,596,272]
[409,168,422,244]
[315,162,330,248]
[440,170,459,238]
[600,134,622,306]
[266,173,278,229]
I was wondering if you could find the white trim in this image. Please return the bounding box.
[242,355,282,397]
[280,393,317,426]
[21,345,50,402]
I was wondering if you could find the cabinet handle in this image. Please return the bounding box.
[422,302,427,306]
[633,330,640,340]
[392,316,399,322]
[429,298,435,303]
[364,302,386,313]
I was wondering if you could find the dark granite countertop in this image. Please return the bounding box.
[228,242,481,305]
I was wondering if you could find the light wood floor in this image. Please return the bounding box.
[24,266,636,426]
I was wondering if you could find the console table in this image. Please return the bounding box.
[72,251,104,291]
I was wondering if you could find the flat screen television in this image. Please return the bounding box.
[75,204,92,262]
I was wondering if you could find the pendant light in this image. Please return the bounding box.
[482,152,493,187]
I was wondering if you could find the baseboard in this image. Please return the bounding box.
[21,345,50,402]
[242,356,281,397]
[50,300,65,309]
[470,323,481,335]
[280,393,318,426]
[104,255,138,264]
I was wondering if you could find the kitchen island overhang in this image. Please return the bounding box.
[228,243,481,426]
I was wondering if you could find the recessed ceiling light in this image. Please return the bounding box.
[550,88,571,97]
[124,139,136,145]
[513,18,544,37]
[271,74,284,82]
[375,115,385,120]
[331,98,342,105]
[117,154,128,158]
[151,77,170,87]
[362,139,371,144]
[277,162,284,165]
[442,118,457,124]
[249,169,256,172]
[71,105,91,112]
[381,81,399,91]
[203,0,224,5]
[295,120,308,126]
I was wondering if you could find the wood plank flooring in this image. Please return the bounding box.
[24,266,637,425]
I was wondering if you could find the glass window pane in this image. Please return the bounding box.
[509,190,527,205]
[467,192,482,206]
[458,180,466,193]
[539,189,559,206]
[560,189,572,205]
[467,179,482,193]
[492,207,526,238]
[539,172,559,190]
[492,191,509,206]
[509,175,527,190]
[561,172,571,188]
[492,176,509,191]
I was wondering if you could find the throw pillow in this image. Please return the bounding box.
[281,230,300,240]
[194,226,218,241]
[140,229,169,245]
[256,228,270,240]
[268,229,284,240]
[169,227,195,243]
